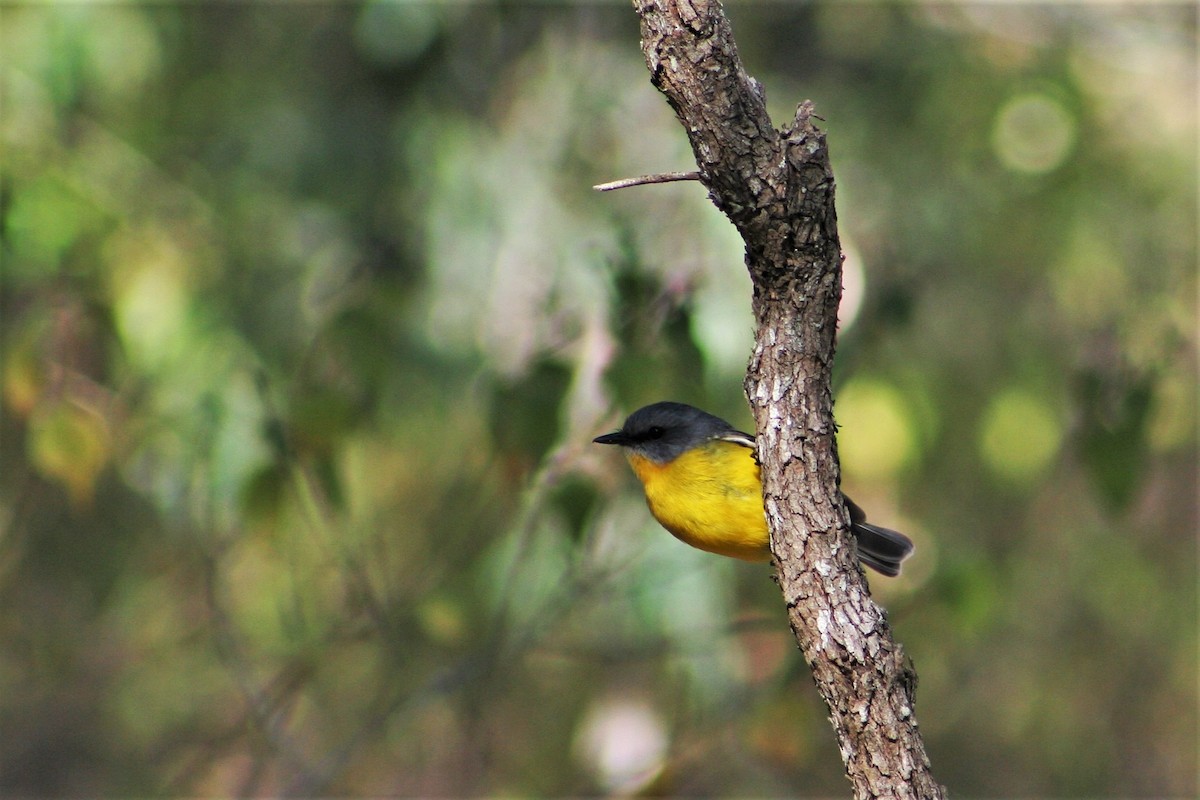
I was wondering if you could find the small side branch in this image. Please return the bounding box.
[592,170,702,192]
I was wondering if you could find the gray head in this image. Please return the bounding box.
[593,401,745,463]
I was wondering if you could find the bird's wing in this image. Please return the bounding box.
[716,430,756,449]
[716,429,759,465]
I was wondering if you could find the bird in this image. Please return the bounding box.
[593,401,913,576]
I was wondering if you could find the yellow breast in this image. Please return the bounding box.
[627,440,771,561]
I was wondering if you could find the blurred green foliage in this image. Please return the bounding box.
[1,3,1195,796]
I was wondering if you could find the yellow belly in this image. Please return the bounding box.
[627,441,771,561]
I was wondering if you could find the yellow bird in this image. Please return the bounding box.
[594,401,913,576]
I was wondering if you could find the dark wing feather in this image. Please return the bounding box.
[845,496,914,576]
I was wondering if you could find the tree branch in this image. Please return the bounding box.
[629,1,944,796]
[593,170,702,191]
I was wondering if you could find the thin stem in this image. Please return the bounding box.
[592,170,702,192]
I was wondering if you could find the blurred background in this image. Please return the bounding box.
[1,2,1195,796]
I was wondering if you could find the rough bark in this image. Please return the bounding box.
[631,1,945,797]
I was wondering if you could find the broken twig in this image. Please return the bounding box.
[592,170,702,192]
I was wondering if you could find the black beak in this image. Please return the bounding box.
[593,431,629,446]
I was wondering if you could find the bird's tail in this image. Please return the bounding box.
[845,497,915,577]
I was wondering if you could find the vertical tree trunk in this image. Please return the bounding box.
[630,1,945,796]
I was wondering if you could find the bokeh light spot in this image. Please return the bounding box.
[839,239,866,331]
[574,697,667,794]
[837,378,918,481]
[979,388,1063,481]
[354,1,440,67]
[82,6,162,102]
[107,231,190,369]
[6,178,91,270]
[992,93,1076,174]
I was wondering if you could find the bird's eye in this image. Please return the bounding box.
[646,426,665,439]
